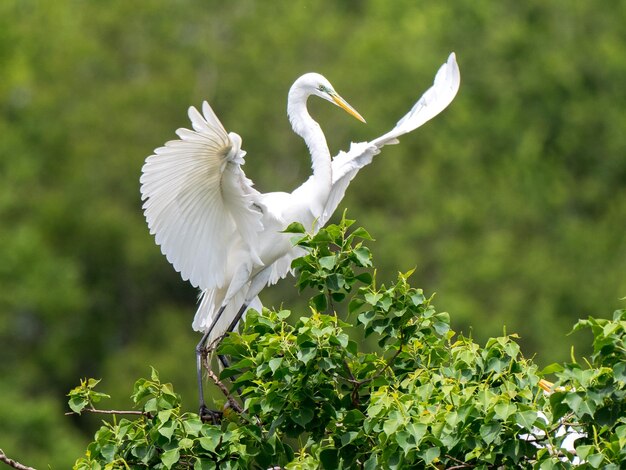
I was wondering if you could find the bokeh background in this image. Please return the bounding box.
[1,0,625,467]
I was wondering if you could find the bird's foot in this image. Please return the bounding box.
[199,404,223,424]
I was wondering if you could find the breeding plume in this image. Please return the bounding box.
[140,53,460,415]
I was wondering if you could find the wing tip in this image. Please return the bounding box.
[445,52,461,92]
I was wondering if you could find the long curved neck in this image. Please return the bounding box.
[287,87,332,186]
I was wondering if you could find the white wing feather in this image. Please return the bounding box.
[321,53,461,226]
[140,101,262,290]
[142,54,460,336]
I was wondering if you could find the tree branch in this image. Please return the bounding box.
[347,338,404,406]
[342,359,356,382]
[65,407,149,417]
[366,342,403,383]
[206,368,244,414]
[355,339,404,387]
[0,449,36,470]
[446,454,475,468]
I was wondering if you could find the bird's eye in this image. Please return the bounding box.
[318,85,329,93]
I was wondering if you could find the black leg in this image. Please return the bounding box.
[218,355,231,369]
[215,303,249,397]
[195,329,211,419]
[226,303,249,334]
[195,302,249,420]
[196,304,227,421]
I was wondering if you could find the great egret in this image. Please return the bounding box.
[140,53,460,416]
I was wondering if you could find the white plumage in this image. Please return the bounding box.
[140,53,461,349]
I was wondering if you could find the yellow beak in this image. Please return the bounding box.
[331,93,366,123]
[538,379,553,393]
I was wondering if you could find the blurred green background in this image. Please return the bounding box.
[1,0,624,467]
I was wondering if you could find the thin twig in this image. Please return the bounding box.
[348,337,404,406]
[327,289,336,315]
[342,359,356,381]
[206,369,244,414]
[0,449,36,470]
[446,454,474,469]
[355,341,404,387]
[366,343,403,383]
[65,407,148,417]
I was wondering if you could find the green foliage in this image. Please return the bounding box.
[68,378,112,414]
[2,1,624,466]
[542,311,626,467]
[73,369,293,469]
[72,220,626,468]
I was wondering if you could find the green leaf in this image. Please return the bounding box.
[349,297,365,314]
[355,272,373,285]
[540,363,564,375]
[158,409,173,423]
[340,431,359,446]
[364,454,378,470]
[283,222,305,233]
[291,407,314,427]
[311,293,327,312]
[379,294,392,312]
[69,396,88,414]
[326,273,343,291]
[364,292,382,305]
[343,409,365,425]
[358,310,375,327]
[319,255,336,270]
[433,320,450,336]
[539,459,557,470]
[494,403,516,421]
[587,453,605,468]
[353,247,372,267]
[319,448,338,469]
[269,357,283,373]
[410,291,425,306]
[276,309,291,320]
[199,435,221,453]
[100,443,116,463]
[576,445,594,461]
[615,424,626,448]
[349,226,373,241]
[383,410,404,435]
[297,347,316,365]
[564,392,596,418]
[480,422,501,444]
[396,431,415,455]
[613,362,626,383]
[161,448,180,469]
[515,410,537,430]
[144,397,158,413]
[346,339,358,355]
[406,423,428,446]
[87,378,102,388]
[131,444,154,463]
[194,458,215,470]
[158,419,176,440]
[182,417,203,437]
[336,333,349,348]
[179,437,194,449]
[311,229,333,243]
[421,446,440,465]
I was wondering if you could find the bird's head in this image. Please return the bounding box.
[292,73,366,123]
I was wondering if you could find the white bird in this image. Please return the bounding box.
[140,53,460,415]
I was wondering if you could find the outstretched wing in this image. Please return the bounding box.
[321,53,460,226]
[140,102,263,290]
